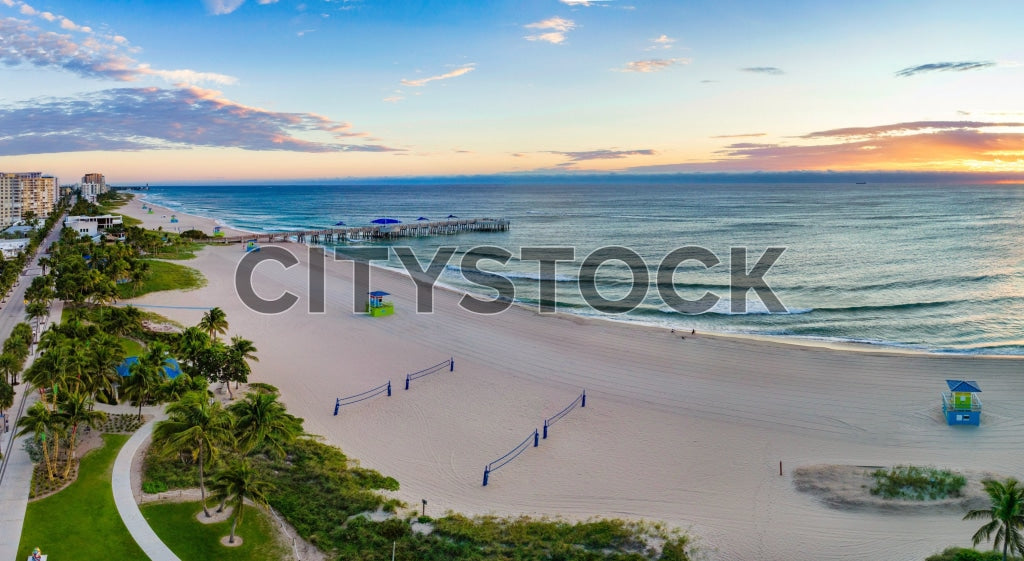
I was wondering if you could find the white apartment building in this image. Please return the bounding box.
[0,172,59,228]
[81,172,108,203]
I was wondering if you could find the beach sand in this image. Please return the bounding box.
[120,199,1024,561]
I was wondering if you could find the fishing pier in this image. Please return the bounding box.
[217,217,510,244]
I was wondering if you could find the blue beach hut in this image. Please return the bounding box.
[942,380,981,426]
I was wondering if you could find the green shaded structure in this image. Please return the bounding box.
[367,290,393,317]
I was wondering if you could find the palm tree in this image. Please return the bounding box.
[176,326,211,369]
[199,307,229,342]
[84,334,124,401]
[158,373,210,403]
[0,352,21,386]
[55,391,107,478]
[121,352,167,419]
[0,379,13,414]
[228,391,303,458]
[102,305,143,337]
[16,401,64,481]
[964,478,1024,561]
[208,459,274,544]
[153,391,235,517]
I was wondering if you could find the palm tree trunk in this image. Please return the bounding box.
[1003,539,1008,561]
[229,513,239,543]
[199,445,211,517]
[63,424,78,479]
[137,399,143,420]
[40,435,54,481]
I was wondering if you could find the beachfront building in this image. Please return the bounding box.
[80,172,108,203]
[0,172,59,228]
[65,214,124,240]
[942,380,982,426]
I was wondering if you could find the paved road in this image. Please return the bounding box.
[0,218,67,561]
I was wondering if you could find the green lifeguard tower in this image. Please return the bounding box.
[367,290,394,317]
[942,379,981,426]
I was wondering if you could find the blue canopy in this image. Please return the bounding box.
[446,214,458,218]
[117,356,182,380]
[416,217,430,221]
[368,290,391,297]
[334,221,346,226]
[946,380,981,393]
[371,218,401,225]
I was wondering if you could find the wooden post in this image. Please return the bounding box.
[779,461,783,476]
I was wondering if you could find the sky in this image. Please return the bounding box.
[0,0,1022,183]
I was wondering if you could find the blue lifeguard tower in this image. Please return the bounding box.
[367,290,394,317]
[942,380,982,426]
[213,226,225,238]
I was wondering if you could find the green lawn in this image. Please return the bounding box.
[120,336,146,357]
[147,242,203,260]
[142,501,289,561]
[18,434,146,561]
[117,259,206,299]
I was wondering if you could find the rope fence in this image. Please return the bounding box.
[543,390,586,439]
[483,429,539,486]
[333,381,392,415]
[405,357,454,390]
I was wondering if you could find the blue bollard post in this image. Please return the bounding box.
[581,390,586,408]
[387,381,392,396]
[533,429,539,447]
[333,399,340,416]
[482,467,489,486]
[405,376,410,390]
[450,357,454,372]
[543,420,548,439]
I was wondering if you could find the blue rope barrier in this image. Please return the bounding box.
[405,357,454,390]
[543,390,586,439]
[333,381,392,415]
[483,428,539,486]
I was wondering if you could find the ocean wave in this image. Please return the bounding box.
[655,301,813,316]
[813,300,959,313]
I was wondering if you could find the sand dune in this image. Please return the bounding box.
[119,199,1024,561]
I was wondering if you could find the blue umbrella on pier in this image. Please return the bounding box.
[416,217,430,221]
[371,218,402,225]
[334,220,346,226]
[446,214,458,219]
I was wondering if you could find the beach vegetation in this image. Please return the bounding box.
[964,478,1024,561]
[209,458,275,544]
[870,465,967,500]
[927,547,1013,560]
[117,259,205,298]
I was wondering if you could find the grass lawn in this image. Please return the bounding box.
[120,336,146,357]
[147,242,203,260]
[117,259,206,299]
[18,434,145,561]
[142,501,289,561]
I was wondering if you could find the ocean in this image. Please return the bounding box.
[138,182,1024,356]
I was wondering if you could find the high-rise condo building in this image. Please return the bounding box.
[0,172,59,229]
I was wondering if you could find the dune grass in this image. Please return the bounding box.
[18,434,145,561]
[117,259,205,299]
[141,501,288,561]
[120,336,145,357]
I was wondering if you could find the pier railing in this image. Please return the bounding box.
[216,217,509,244]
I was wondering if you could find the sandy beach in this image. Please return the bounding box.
[117,199,1024,561]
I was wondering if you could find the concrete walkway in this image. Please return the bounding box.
[112,412,180,561]
[0,390,38,561]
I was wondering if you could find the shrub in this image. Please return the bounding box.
[870,465,967,500]
[142,480,168,494]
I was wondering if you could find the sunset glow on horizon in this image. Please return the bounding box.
[1,0,1022,183]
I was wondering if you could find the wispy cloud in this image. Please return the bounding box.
[524,16,575,44]
[549,148,656,161]
[0,17,237,85]
[400,64,475,87]
[801,121,1024,139]
[741,66,784,75]
[382,95,403,103]
[895,61,995,77]
[630,121,1024,172]
[559,0,610,5]
[646,34,675,50]
[712,132,767,139]
[618,58,689,73]
[203,0,246,15]
[0,86,399,155]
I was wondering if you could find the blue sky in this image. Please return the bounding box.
[0,0,1022,182]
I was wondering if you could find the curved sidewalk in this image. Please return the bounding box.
[112,414,181,561]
